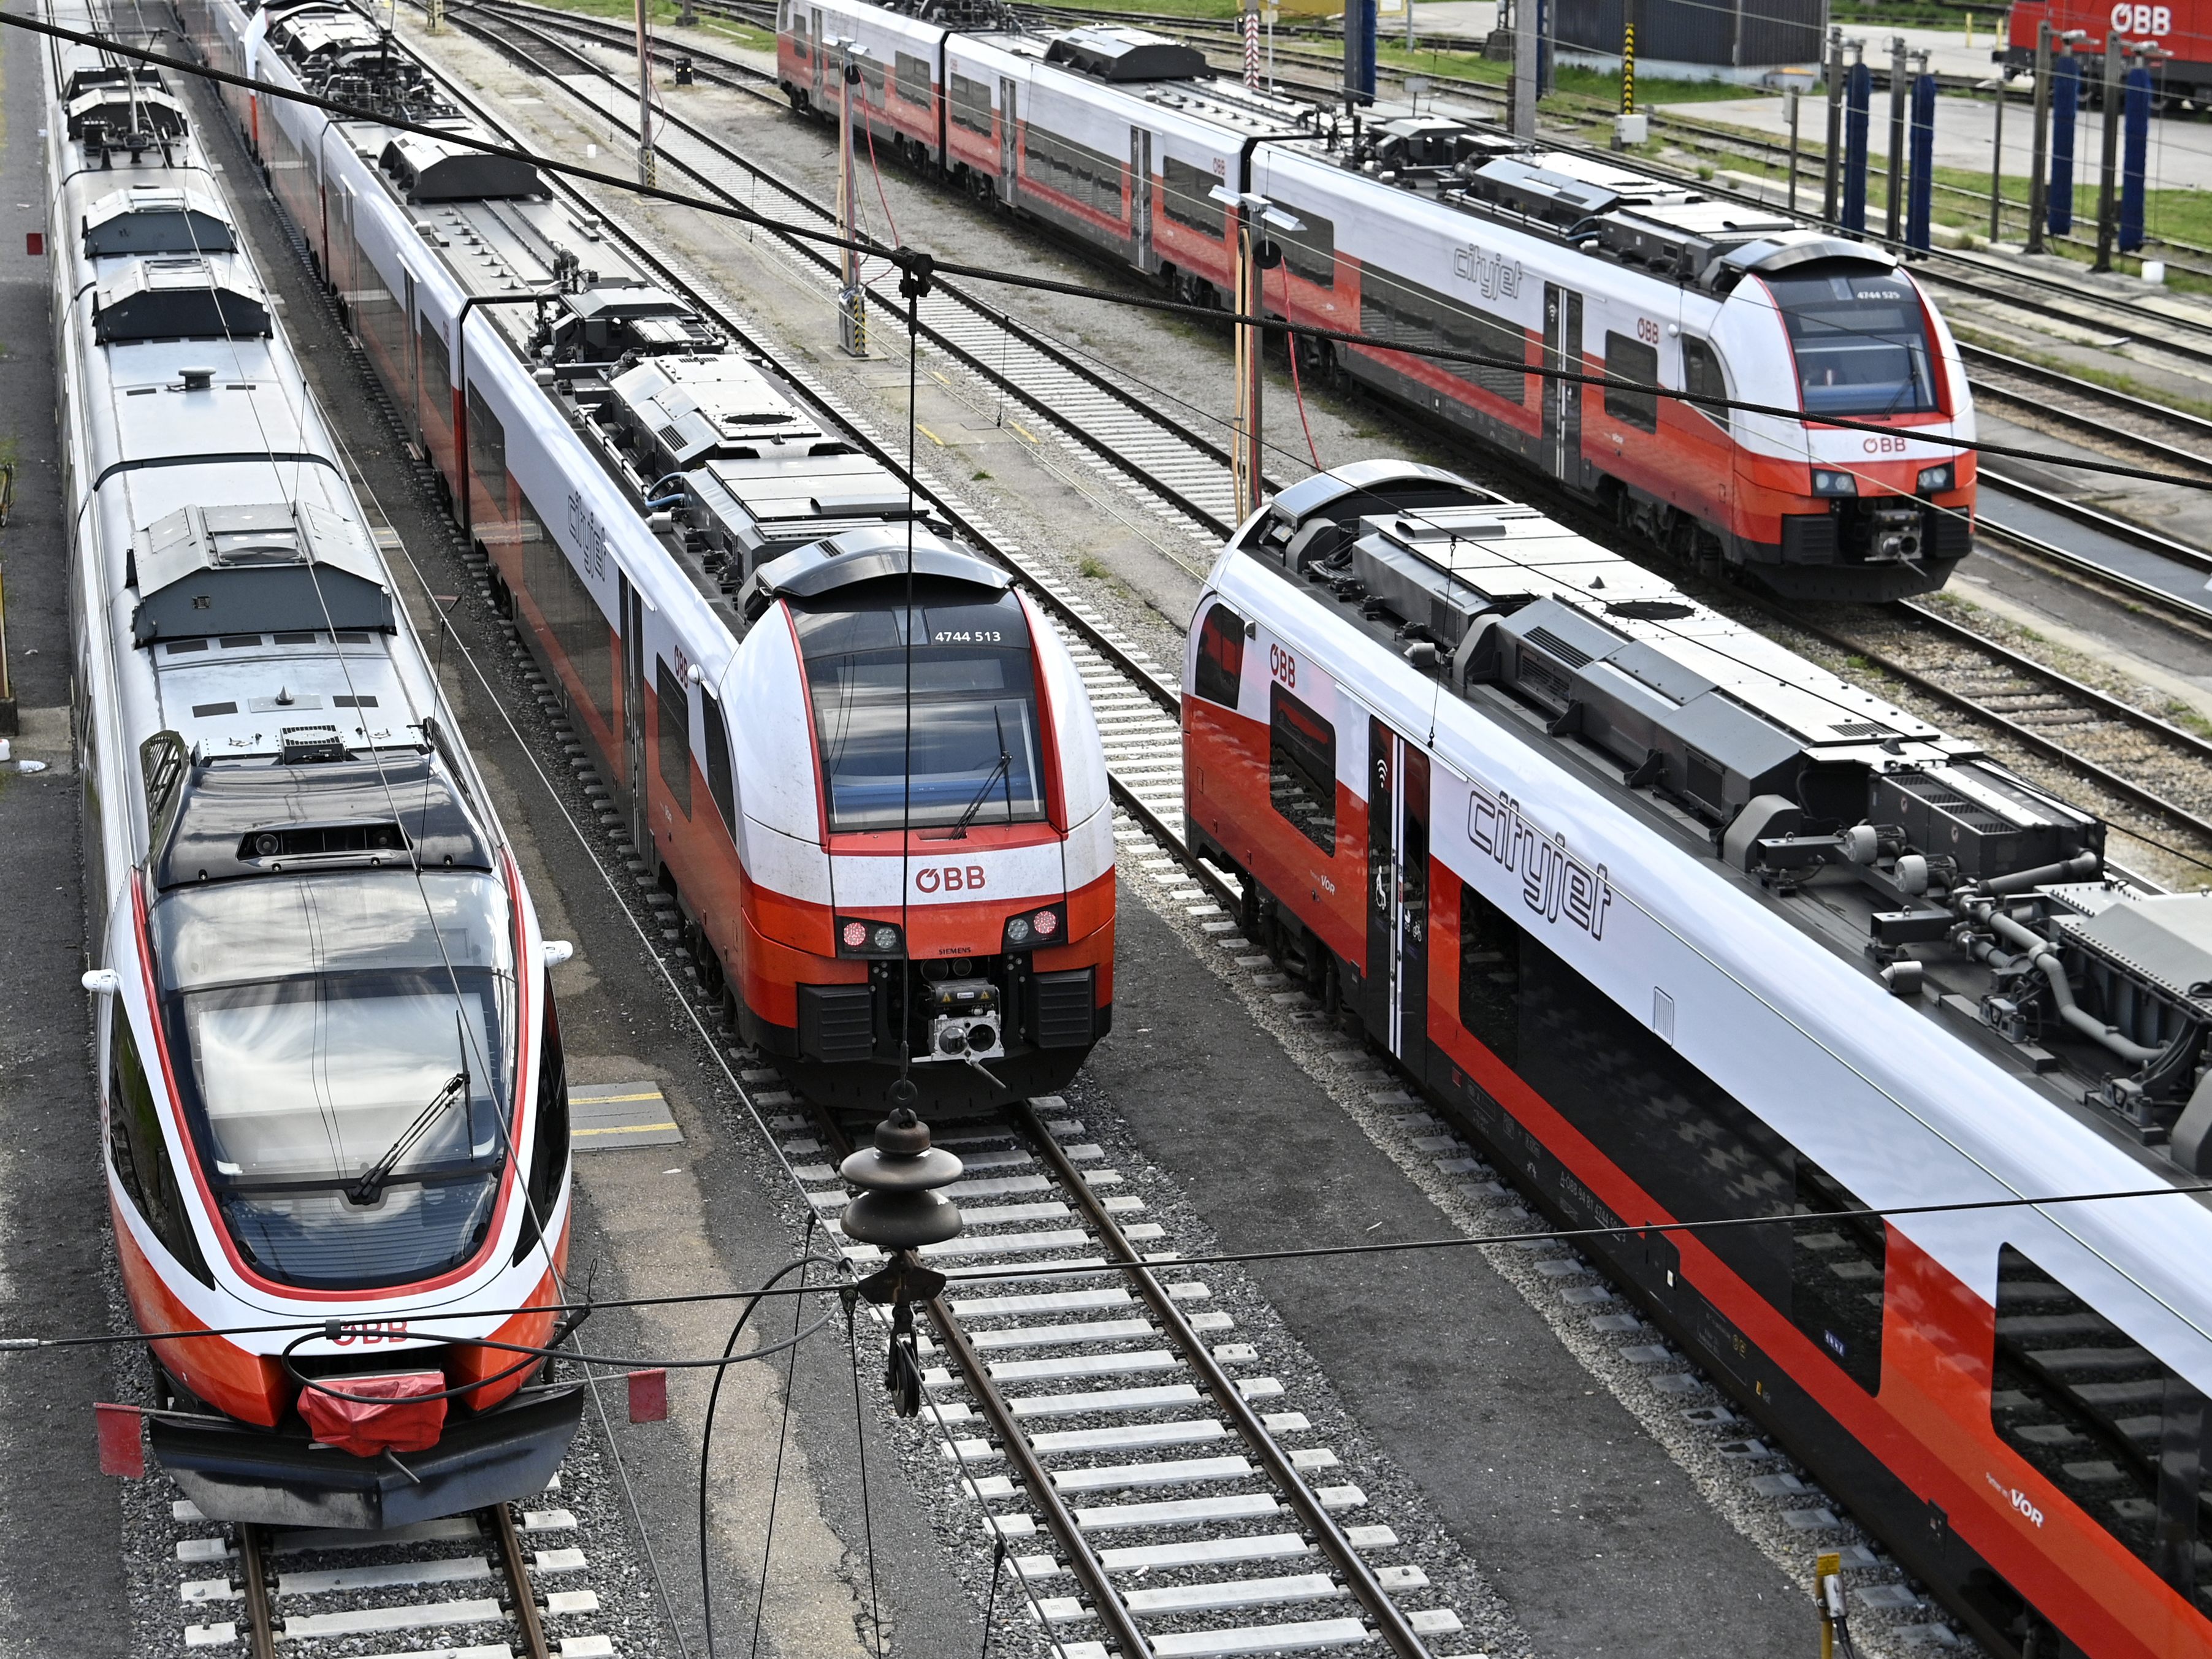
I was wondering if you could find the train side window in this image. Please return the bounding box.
[465,383,506,509]
[700,688,736,836]
[1359,269,1526,403]
[1162,155,1226,238]
[894,51,932,106]
[1457,883,1520,1066]
[1993,1245,2208,1610]
[1194,604,1244,708]
[519,486,614,723]
[1682,336,1730,423]
[1454,891,1885,1391]
[1604,332,1660,432]
[1273,205,1335,289]
[513,993,570,1265]
[107,1001,211,1284]
[777,0,788,28]
[950,71,994,135]
[857,56,884,102]
[791,12,807,59]
[1268,684,1335,853]
[419,314,450,406]
[656,658,693,817]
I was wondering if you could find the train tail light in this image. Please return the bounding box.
[836,917,904,958]
[1002,903,1066,951]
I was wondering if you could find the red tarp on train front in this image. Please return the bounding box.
[299,1371,448,1456]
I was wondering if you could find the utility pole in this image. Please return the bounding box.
[1988,72,2006,240]
[1785,85,1800,210]
[1822,26,1845,222]
[2026,18,2053,253]
[1344,0,1375,104]
[1213,188,1300,525]
[1509,0,1538,139]
[1885,35,1907,242]
[635,0,656,188]
[836,41,866,357]
[2094,30,2124,270]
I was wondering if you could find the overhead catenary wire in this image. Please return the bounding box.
[12,9,2212,497]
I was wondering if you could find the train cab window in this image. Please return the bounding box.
[1993,1245,2210,1611]
[793,583,1047,833]
[1681,337,1729,424]
[1268,684,1335,853]
[657,658,693,817]
[107,1000,211,1284]
[513,993,570,1265]
[1194,604,1245,708]
[701,688,736,836]
[1455,886,1886,1392]
[894,51,932,106]
[148,871,519,1290]
[1604,332,1660,432]
[1162,156,1226,238]
[1273,205,1335,289]
[1764,267,1936,417]
[950,71,994,135]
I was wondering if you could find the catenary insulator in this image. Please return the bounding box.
[839,1107,964,1251]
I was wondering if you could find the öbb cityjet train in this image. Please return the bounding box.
[177,0,1115,1108]
[779,1,1977,602]
[1186,460,2212,1658]
[47,1,581,1527]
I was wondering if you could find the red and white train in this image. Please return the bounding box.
[2006,0,2212,108]
[48,0,580,1527]
[778,1,1978,603]
[1186,458,2212,1658]
[175,0,1116,1110]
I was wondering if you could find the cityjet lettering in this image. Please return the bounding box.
[1466,781,1614,940]
[1452,242,1524,302]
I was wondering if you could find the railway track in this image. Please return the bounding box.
[173,1493,593,1656]
[798,1095,1472,1658]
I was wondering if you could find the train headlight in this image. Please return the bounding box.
[1810,469,1858,497]
[835,917,904,958]
[1003,904,1067,952]
[1916,463,1955,494]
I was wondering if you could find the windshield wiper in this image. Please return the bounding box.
[348,1017,470,1206]
[949,709,1016,839]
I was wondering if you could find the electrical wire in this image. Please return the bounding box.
[744,1225,814,1659]
[15,8,2212,496]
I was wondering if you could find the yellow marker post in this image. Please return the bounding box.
[1815,1550,1842,1659]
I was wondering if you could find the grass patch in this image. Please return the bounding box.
[972,468,993,480]
[1078,554,1112,578]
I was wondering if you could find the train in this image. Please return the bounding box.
[47,0,583,1528]
[2006,0,2212,109]
[1183,456,2212,1658]
[776,0,1978,603]
[172,0,1117,1112]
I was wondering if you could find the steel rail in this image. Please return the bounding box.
[237,1522,280,1659]
[487,1501,555,1659]
[1013,1098,1434,1659]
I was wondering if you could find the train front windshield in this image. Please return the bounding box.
[1765,267,1939,418]
[151,872,516,1289]
[795,584,1048,834]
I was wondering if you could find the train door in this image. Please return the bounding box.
[1131,128,1152,265]
[1543,283,1582,484]
[1365,719,1430,1069]
[620,572,648,839]
[999,78,1018,199]
[402,270,419,444]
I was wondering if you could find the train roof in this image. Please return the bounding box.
[1223,463,2212,1191]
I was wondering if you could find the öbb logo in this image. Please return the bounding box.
[915,865,988,894]
[330,1321,411,1345]
[2111,2,2171,34]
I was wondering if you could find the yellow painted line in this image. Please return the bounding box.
[915,424,947,448]
[570,1091,665,1105]
[572,1122,680,1137]
[1009,421,1040,444]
